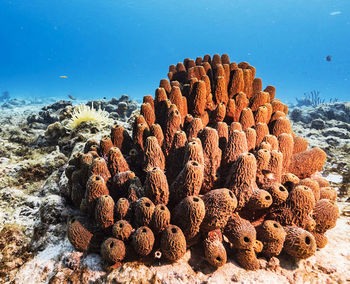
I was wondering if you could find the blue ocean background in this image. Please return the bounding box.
[0,0,349,104]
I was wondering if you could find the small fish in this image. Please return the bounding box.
[59,75,68,79]
[68,94,76,100]
[103,97,106,99]
[326,55,332,62]
[330,11,341,16]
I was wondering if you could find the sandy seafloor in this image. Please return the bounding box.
[0,100,349,284]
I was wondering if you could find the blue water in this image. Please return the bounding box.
[0,0,349,103]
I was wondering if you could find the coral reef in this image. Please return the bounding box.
[63,54,338,272]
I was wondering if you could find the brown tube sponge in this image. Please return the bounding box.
[95,195,115,229]
[289,147,327,179]
[170,160,204,205]
[141,102,156,127]
[85,175,109,213]
[134,197,155,227]
[244,127,257,152]
[254,105,269,124]
[252,78,262,95]
[281,173,300,191]
[268,150,283,183]
[221,54,230,64]
[84,139,99,154]
[89,157,111,184]
[150,204,171,235]
[159,78,172,94]
[224,213,256,250]
[264,183,288,206]
[239,108,255,130]
[203,235,227,268]
[160,225,187,262]
[100,137,114,158]
[255,123,269,147]
[189,80,207,116]
[262,135,279,151]
[212,54,222,66]
[319,187,337,201]
[255,149,271,187]
[198,127,222,193]
[283,226,316,259]
[212,103,226,123]
[215,121,229,151]
[229,68,244,98]
[243,68,253,99]
[110,124,133,155]
[225,153,257,210]
[201,188,237,231]
[143,136,165,172]
[264,85,276,100]
[278,133,294,173]
[233,92,250,122]
[183,139,204,166]
[230,121,243,131]
[154,87,168,126]
[235,248,260,270]
[115,198,130,220]
[311,232,328,248]
[186,117,203,141]
[132,226,155,256]
[166,130,188,183]
[110,171,136,200]
[287,185,316,228]
[246,189,273,210]
[150,123,164,147]
[144,167,169,205]
[222,130,248,170]
[143,95,155,111]
[101,238,126,264]
[313,199,339,233]
[214,76,228,105]
[172,196,205,241]
[271,99,286,113]
[299,178,320,201]
[67,217,93,252]
[271,117,292,137]
[314,177,330,188]
[108,147,130,177]
[293,136,308,154]
[133,123,150,152]
[163,106,182,156]
[225,98,236,123]
[169,86,186,121]
[250,91,270,112]
[257,220,286,258]
[270,111,286,123]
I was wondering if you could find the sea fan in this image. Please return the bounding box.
[68,103,111,129]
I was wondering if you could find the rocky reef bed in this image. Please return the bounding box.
[1,61,350,283]
[289,102,350,200]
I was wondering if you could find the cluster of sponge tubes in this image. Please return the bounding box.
[64,54,339,271]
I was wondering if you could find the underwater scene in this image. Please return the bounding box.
[0,1,349,283]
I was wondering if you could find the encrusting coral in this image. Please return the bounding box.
[64,54,338,271]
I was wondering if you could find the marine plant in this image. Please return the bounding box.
[64,54,339,271]
[68,103,111,129]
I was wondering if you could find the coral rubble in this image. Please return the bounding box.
[63,54,338,271]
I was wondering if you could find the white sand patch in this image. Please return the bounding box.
[14,240,73,284]
[326,174,343,183]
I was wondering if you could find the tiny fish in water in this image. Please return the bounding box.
[103,97,106,99]
[59,75,68,78]
[68,94,76,100]
[326,55,332,62]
